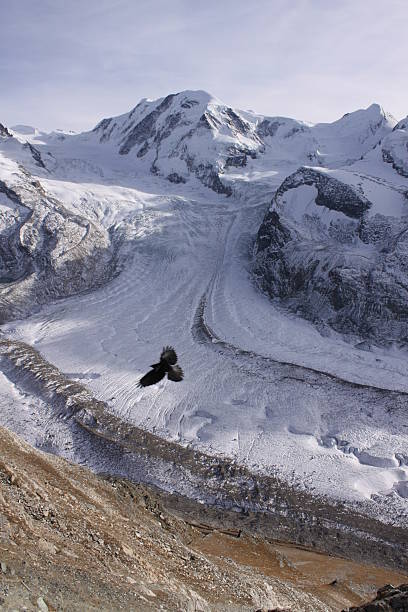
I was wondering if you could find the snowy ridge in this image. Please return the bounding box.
[380,115,408,177]
[312,103,396,167]
[8,91,397,195]
[254,110,408,346]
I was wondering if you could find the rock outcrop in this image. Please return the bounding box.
[381,115,408,178]
[345,583,408,611]
[254,162,408,346]
[0,157,116,323]
[0,123,12,138]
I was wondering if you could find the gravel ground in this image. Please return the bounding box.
[1,426,407,611]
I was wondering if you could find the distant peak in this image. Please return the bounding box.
[367,102,382,112]
[329,103,397,130]
[10,124,38,135]
[132,90,219,112]
[175,89,215,102]
[343,103,384,119]
[365,103,393,120]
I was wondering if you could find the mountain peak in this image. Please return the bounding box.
[365,102,397,123]
[10,124,38,135]
[366,102,383,113]
[328,103,395,128]
[175,89,217,103]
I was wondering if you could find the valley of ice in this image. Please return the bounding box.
[1,91,407,524]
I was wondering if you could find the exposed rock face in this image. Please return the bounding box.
[0,123,12,138]
[345,583,408,611]
[118,93,177,155]
[23,141,46,168]
[381,115,408,178]
[274,167,372,218]
[0,162,116,323]
[167,171,186,184]
[395,116,408,131]
[254,164,408,346]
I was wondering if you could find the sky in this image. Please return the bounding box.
[1,0,407,132]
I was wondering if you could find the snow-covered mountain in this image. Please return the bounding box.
[311,103,396,167]
[381,114,408,177]
[88,90,261,194]
[8,91,396,196]
[254,112,408,347]
[85,95,397,190]
[1,91,408,547]
[0,128,116,322]
[2,93,400,338]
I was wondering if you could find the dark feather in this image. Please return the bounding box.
[137,365,166,387]
[160,346,178,365]
[167,365,183,382]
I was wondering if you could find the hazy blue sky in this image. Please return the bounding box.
[1,0,407,131]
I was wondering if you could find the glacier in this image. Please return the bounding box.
[0,92,407,550]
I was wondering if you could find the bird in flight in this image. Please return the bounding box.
[137,346,184,388]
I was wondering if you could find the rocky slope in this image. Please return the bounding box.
[254,114,408,346]
[1,425,407,612]
[346,584,408,611]
[0,131,117,323]
[1,337,408,572]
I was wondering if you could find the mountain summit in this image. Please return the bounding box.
[71,91,397,194]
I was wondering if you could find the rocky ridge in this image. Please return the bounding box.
[0,136,117,323]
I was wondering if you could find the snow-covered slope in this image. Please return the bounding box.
[312,103,396,167]
[381,115,408,177]
[0,129,116,322]
[8,92,395,196]
[0,92,407,535]
[254,112,408,347]
[85,94,397,188]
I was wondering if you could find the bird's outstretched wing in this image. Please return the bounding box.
[138,367,166,388]
[167,364,184,382]
[161,346,178,365]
